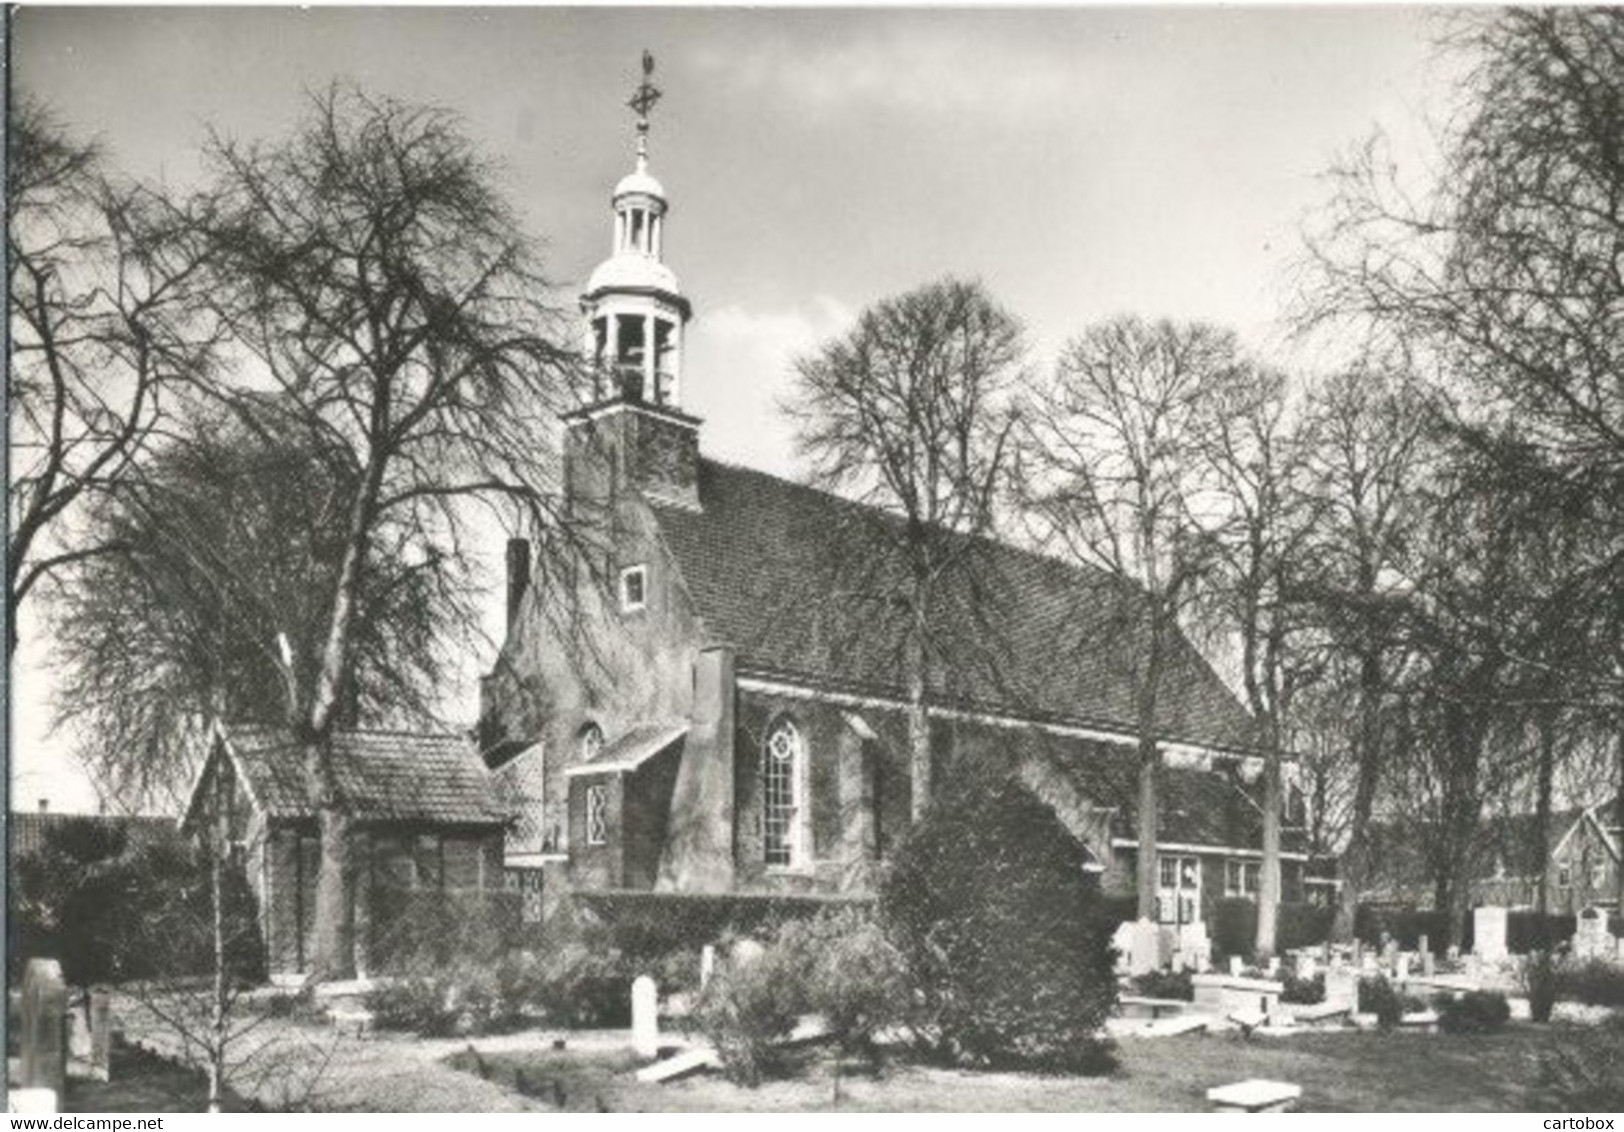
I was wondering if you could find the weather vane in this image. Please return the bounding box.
[628,50,662,147]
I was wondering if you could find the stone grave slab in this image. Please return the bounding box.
[635,1047,719,1084]
[1207,1079,1301,1112]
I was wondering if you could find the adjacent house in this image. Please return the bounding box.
[1364,796,1621,914]
[476,95,1306,934]
[180,723,511,978]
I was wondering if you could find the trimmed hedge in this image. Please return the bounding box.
[1355,905,1580,955]
[1437,990,1510,1034]
[1210,898,1333,958]
[569,890,871,959]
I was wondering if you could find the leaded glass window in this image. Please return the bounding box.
[763,717,802,867]
[586,783,609,846]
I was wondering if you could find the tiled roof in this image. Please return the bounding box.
[490,742,549,853]
[217,725,510,826]
[652,460,1258,753]
[9,812,182,859]
[1025,733,1308,855]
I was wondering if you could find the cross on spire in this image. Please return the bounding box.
[628,50,662,152]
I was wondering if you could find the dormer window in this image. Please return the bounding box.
[620,565,647,612]
[578,722,604,763]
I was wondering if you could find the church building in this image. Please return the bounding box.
[479,66,1312,931]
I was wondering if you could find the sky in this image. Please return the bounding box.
[8,6,1463,814]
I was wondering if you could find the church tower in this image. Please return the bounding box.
[565,52,701,512]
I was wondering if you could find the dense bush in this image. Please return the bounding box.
[880,760,1118,1075]
[694,943,804,1086]
[1521,950,1565,1023]
[1534,1015,1624,1110]
[1559,958,1624,1008]
[694,907,909,1084]
[1098,894,1138,930]
[367,888,520,972]
[1210,899,1332,959]
[1129,969,1193,1001]
[1281,973,1325,1005]
[1508,911,1576,955]
[1358,976,1404,1028]
[1437,990,1510,1034]
[1354,905,1454,953]
[364,951,542,1036]
[12,825,263,988]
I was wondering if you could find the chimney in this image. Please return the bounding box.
[506,538,532,630]
[37,799,48,813]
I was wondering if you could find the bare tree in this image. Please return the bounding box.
[7,98,218,655]
[1295,367,1433,941]
[1194,364,1321,958]
[1300,9,1624,905]
[193,85,576,979]
[1016,315,1238,921]
[49,405,476,811]
[787,277,1025,819]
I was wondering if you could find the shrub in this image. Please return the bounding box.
[1507,911,1575,955]
[1129,969,1194,1001]
[1358,975,1403,1028]
[1521,949,1565,1023]
[776,908,910,1058]
[1210,899,1256,960]
[1437,990,1510,1034]
[1209,899,1331,959]
[1278,904,1335,951]
[880,760,1117,1075]
[1281,973,1325,1005]
[1534,1016,1624,1109]
[1558,958,1624,1008]
[365,968,458,1036]
[694,945,803,1086]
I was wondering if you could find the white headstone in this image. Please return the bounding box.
[699,945,716,990]
[1395,953,1411,979]
[20,960,66,1100]
[1111,921,1136,973]
[1474,906,1509,960]
[7,1089,57,1114]
[1127,919,1161,976]
[1296,954,1317,981]
[1573,908,1615,961]
[1324,967,1359,1010]
[1266,956,1280,977]
[1421,950,1435,978]
[1229,954,1244,977]
[631,975,659,1060]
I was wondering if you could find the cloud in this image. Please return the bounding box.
[686,295,854,477]
[690,29,1077,123]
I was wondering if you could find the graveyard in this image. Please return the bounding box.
[10,902,1623,1112]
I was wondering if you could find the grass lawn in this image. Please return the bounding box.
[62,1043,253,1113]
[448,1025,1568,1112]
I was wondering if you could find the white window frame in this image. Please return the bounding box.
[763,715,809,871]
[1557,864,1572,889]
[619,564,648,613]
[585,783,609,846]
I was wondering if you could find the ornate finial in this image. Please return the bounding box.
[628,50,662,157]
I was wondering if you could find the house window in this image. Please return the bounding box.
[619,565,647,613]
[1156,854,1201,925]
[1593,864,1607,890]
[1558,865,1571,889]
[763,716,804,868]
[1226,860,1262,898]
[585,783,609,846]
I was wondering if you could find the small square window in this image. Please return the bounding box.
[585,783,609,846]
[1558,865,1571,889]
[619,565,647,612]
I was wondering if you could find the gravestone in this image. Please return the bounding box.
[1421,950,1435,978]
[8,1089,57,1114]
[631,976,659,1060]
[68,1000,93,1061]
[1394,953,1411,979]
[1474,906,1508,961]
[1127,919,1161,976]
[1296,954,1317,981]
[699,945,716,990]
[88,990,112,1083]
[1324,967,1359,1011]
[1266,956,1280,977]
[1359,949,1378,975]
[1177,921,1212,974]
[1111,921,1136,973]
[1381,934,1399,968]
[1573,908,1616,961]
[1447,944,1460,961]
[1229,955,1244,977]
[1329,952,1345,972]
[1418,934,1430,960]
[20,959,67,1100]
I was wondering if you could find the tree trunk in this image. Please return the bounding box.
[1534,707,1556,917]
[309,803,355,982]
[1134,627,1165,922]
[906,628,931,822]
[1614,716,1623,913]
[209,848,226,1114]
[1255,731,1282,961]
[1332,650,1384,943]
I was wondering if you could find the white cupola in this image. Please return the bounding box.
[581,52,690,410]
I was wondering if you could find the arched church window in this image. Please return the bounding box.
[763,716,804,867]
[578,722,604,764]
